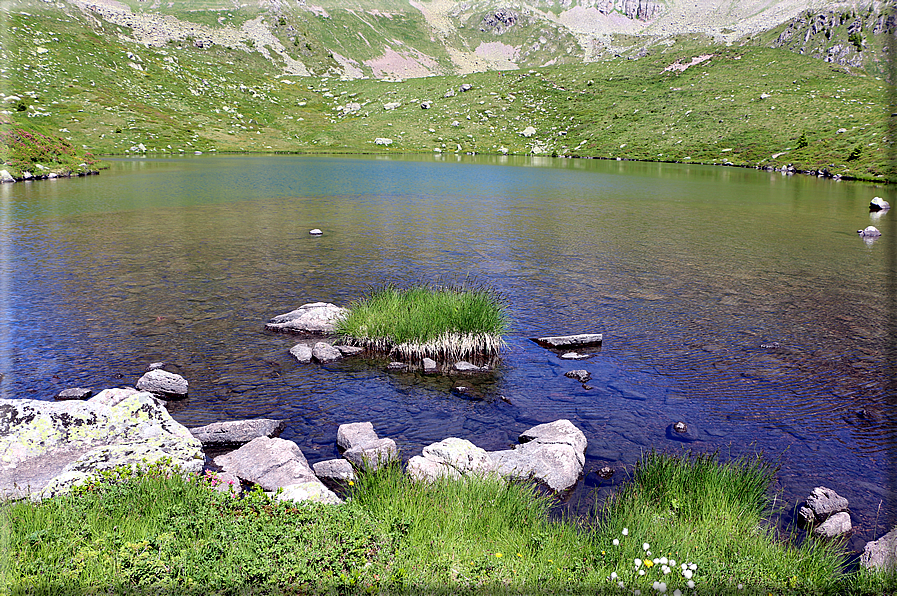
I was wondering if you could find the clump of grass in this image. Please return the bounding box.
[335,283,509,364]
[594,449,847,594]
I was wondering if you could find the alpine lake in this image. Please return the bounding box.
[4,154,894,554]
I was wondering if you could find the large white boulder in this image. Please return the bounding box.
[0,389,203,500]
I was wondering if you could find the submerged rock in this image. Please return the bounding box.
[0,389,203,500]
[266,302,347,334]
[189,418,287,446]
[452,361,490,372]
[666,421,700,442]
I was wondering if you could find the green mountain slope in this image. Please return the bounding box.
[1,0,893,181]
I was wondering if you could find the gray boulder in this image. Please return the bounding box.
[407,438,495,481]
[814,511,852,539]
[189,418,287,446]
[289,344,313,363]
[343,438,398,471]
[422,358,438,373]
[266,302,347,334]
[858,226,882,237]
[337,421,379,451]
[862,526,897,570]
[489,420,587,492]
[533,334,603,349]
[313,459,356,483]
[0,170,15,183]
[335,422,398,471]
[135,369,188,399]
[0,389,203,500]
[798,486,850,526]
[214,436,322,493]
[312,342,342,363]
[54,387,93,401]
[460,83,473,92]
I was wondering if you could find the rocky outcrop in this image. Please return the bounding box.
[488,420,586,492]
[214,436,340,504]
[266,302,347,334]
[862,526,897,570]
[0,388,203,500]
[189,418,287,446]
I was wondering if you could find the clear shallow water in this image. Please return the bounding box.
[3,154,894,550]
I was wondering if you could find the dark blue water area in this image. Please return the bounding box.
[2,154,894,553]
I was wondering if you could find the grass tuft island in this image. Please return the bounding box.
[335,283,509,367]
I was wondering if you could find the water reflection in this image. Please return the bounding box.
[5,154,895,550]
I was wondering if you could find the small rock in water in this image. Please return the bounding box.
[453,361,488,372]
[190,418,287,446]
[309,228,323,236]
[387,361,407,372]
[312,342,342,363]
[147,361,166,371]
[597,465,614,479]
[422,357,437,373]
[559,352,589,360]
[335,345,364,356]
[534,333,603,349]
[564,370,591,383]
[858,226,881,237]
[799,486,850,526]
[289,344,313,363]
[54,387,93,401]
[135,369,188,399]
[870,197,890,211]
[760,342,780,349]
[666,421,699,442]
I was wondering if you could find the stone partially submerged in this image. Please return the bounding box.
[0,388,203,500]
[135,369,188,399]
[532,334,603,350]
[189,418,287,446]
[266,302,347,334]
[336,422,398,471]
[862,526,897,570]
[489,420,587,492]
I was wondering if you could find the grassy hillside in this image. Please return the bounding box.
[1,0,892,181]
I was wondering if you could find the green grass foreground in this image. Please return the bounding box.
[4,452,895,595]
[335,284,509,363]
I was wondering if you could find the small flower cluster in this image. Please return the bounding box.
[607,528,699,594]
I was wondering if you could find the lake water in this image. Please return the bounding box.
[3,154,894,551]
